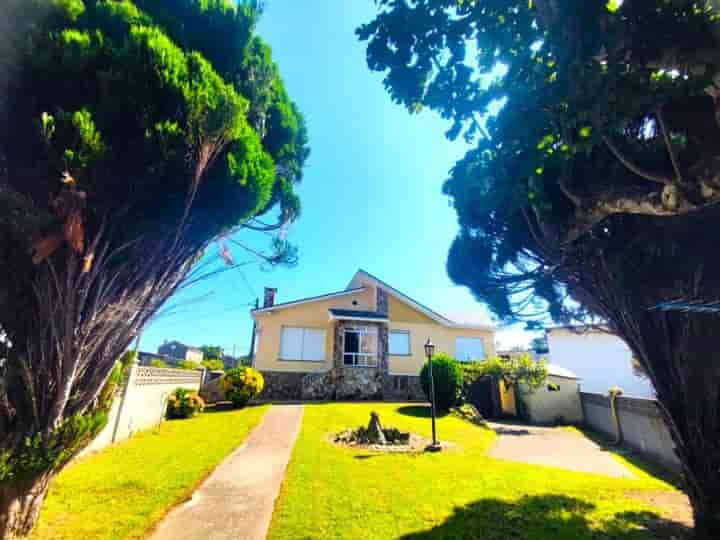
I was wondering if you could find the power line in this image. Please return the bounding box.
[236,268,257,300]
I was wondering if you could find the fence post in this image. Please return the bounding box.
[111,359,138,444]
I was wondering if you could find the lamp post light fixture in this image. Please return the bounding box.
[424,338,441,452]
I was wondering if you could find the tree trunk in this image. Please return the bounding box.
[692,497,720,540]
[0,475,52,540]
[626,313,720,540]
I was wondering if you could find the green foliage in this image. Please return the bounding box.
[150,358,169,368]
[237,355,252,367]
[419,353,464,411]
[166,388,205,419]
[201,358,224,371]
[0,411,109,482]
[177,360,202,370]
[357,0,720,324]
[464,355,548,391]
[450,403,488,427]
[3,0,308,247]
[200,345,223,359]
[221,367,264,408]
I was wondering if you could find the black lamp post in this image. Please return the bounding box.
[424,338,441,452]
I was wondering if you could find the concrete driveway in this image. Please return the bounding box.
[488,421,635,478]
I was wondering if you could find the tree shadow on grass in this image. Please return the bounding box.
[398,494,692,540]
[396,405,450,419]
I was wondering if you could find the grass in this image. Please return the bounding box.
[32,404,269,540]
[268,403,683,540]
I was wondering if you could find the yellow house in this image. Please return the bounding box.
[251,269,496,400]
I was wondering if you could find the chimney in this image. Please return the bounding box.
[263,287,277,308]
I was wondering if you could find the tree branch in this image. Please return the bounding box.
[655,107,684,185]
[603,136,672,185]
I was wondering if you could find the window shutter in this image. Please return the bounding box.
[302,329,326,361]
[280,327,304,360]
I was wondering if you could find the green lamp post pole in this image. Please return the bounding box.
[425,338,441,452]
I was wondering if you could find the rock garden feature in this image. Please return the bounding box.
[332,411,437,453]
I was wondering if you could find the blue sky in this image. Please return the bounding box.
[139,0,531,356]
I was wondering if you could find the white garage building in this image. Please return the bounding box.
[546,326,655,398]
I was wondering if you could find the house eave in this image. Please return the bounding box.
[251,287,367,315]
[328,314,390,323]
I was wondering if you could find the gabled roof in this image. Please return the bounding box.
[251,287,366,314]
[347,269,494,331]
[250,269,495,331]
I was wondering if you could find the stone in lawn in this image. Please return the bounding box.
[366,411,387,445]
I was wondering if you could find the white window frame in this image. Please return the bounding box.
[279,326,326,362]
[343,325,378,367]
[455,337,485,363]
[388,330,411,356]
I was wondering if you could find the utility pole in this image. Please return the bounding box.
[248,297,259,366]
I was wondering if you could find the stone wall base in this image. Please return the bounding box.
[259,371,305,400]
[385,375,425,401]
[260,371,424,401]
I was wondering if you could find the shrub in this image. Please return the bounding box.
[166,388,205,419]
[201,359,225,371]
[177,360,202,370]
[150,358,169,368]
[450,404,488,427]
[464,355,548,391]
[221,367,264,408]
[420,353,464,411]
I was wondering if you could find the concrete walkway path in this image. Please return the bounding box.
[488,421,634,478]
[149,404,303,540]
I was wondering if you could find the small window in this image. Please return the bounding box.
[455,337,485,362]
[547,383,560,392]
[389,330,411,355]
[280,327,326,361]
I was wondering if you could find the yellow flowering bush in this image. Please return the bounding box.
[221,367,264,408]
[166,388,205,419]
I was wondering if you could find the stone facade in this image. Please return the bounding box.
[257,315,419,401]
[258,371,305,400]
[376,287,389,316]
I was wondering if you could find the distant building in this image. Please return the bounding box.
[157,341,204,364]
[546,326,654,398]
[221,354,238,370]
[137,351,177,367]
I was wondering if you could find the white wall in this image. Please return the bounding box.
[83,365,203,455]
[547,328,654,398]
[520,375,584,424]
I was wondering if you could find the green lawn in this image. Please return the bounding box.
[32,404,269,540]
[268,403,683,540]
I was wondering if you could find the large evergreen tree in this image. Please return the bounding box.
[359,1,720,536]
[0,1,308,537]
